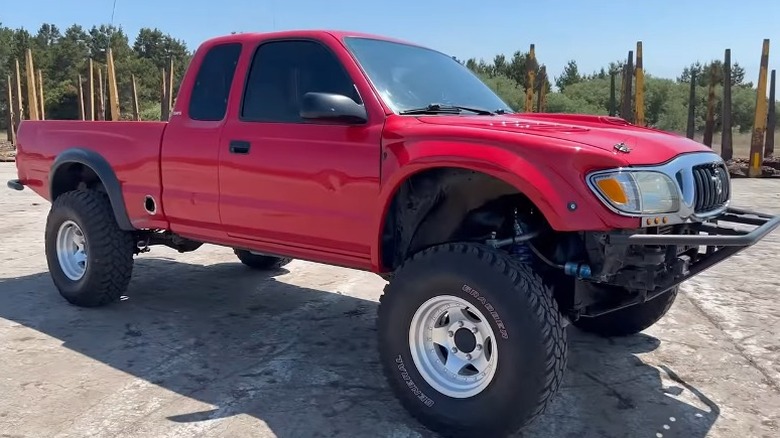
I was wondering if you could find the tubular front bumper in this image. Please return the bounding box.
[608,207,780,247]
[607,206,779,293]
[575,207,779,319]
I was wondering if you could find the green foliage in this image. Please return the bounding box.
[678,60,749,87]
[465,49,551,93]
[555,60,582,92]
[476,72,525,111]
[0,22,191,126]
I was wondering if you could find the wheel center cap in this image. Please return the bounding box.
[453,328,477,353]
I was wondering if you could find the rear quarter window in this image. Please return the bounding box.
[188,43,242,121]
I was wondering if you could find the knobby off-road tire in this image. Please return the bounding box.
[573,286,679,337]
[233,249,292,270]
[378,242,567,437]
[44,189,135,307]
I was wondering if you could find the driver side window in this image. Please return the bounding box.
[241,40,361,123]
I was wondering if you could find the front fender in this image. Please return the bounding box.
[371,140,638,270]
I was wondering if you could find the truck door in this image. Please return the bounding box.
[160,42,242,240]
[218,38,383,264]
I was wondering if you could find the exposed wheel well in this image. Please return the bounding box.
[50,162,106,200]
[379,167,550,271]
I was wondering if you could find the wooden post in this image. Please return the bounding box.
[535,66,547,113]
[524,44,535,112]
[609,71,616,116]
[766,69,776,157]
[77,74,86,120]
[88,59,95,121]
[634,42,645,126]
[686,71,696,139]
[161,68,169,121]
[749,39,770,178]
[721,49,733,160]
[703,64,717,147]
[13,59,23,129]
[130,75,140,121]
[106,49,121,121]
[167,59,175,114]
[621,50,634,122]
[14,59,24,128]
[25,49,39,120]
[6,75,16,145]
[97,66,106,121]
[37,69,45,120]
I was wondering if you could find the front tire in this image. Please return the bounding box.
[572,286,679,337]
[378,243,567,437]
[44,190,135,307]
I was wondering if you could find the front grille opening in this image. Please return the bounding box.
[693,163,729,213]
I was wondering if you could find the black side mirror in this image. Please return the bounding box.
[300,92,367,124]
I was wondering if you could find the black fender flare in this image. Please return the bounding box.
[50,148,135,231]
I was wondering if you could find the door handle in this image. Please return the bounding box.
[229,140,251,154]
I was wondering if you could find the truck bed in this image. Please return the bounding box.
[16,120,169,230]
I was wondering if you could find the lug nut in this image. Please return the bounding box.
[466,353,472,360]
[476,344,483,351]
[448,331,454,337]
[458,321,464,328]
[451,347,458,354]
[471,327,478,334]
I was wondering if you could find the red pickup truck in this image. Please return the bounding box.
[8,30,780,437]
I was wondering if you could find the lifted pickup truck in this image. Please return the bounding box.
[8,30,780,437]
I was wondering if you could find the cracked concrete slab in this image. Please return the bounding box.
[1,163,779,438]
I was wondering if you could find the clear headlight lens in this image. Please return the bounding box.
[589,171,680,215]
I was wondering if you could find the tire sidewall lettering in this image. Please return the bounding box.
[395,354,435,408]
[462,283,509,340]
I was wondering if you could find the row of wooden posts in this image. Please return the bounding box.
[5,48,176,146]
[604,40,776,177]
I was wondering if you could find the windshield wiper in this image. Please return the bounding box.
[399,103,496,116]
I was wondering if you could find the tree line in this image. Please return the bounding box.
[1,22,191,124]
[1,22,777,136]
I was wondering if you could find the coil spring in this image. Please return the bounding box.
[510,243,533,264]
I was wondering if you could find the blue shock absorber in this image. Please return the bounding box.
[510,243,533,264]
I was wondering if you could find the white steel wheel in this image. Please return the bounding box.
[56,220,88,281]
[409,294,498,398]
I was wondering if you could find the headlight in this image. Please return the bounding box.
[588,170,680,215]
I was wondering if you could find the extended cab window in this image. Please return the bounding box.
[241,40,361,122]
[188,43,242,121]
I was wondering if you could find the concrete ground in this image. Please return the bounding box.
[1,161,779,438]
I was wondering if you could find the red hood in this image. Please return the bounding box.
[415,113,712,165]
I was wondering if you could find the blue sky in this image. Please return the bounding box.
[5,0,779,85]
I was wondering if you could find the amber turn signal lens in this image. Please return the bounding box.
[595,178,628,205]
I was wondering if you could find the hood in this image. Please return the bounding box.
[415,113,713,165]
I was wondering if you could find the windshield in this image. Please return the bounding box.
[343,37,513,114]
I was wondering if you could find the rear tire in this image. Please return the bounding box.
[378,243,567,437]
[44,189,135,307]
[573,286,679,337]
[233,249,291,270]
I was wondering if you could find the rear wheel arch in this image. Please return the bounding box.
[50,148,134,231]
[377,165,552,271]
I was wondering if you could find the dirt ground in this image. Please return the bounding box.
[1,162,779,438]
